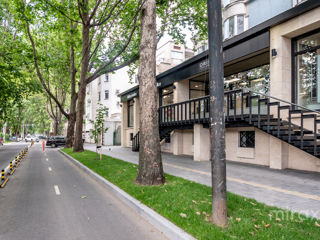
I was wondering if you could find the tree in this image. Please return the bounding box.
[89,104,108,160]
[0,1,41,122]
[136,0,164,185]
[207,0,228,228]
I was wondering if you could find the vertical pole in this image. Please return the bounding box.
[207,0,228,228]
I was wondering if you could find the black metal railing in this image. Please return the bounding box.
[156,88,320,158]
[159,95,210,126]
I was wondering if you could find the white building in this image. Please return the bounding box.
[85,40,194,146]
[84,67,137,145]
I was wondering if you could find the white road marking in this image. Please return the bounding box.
[48,167,52,172]
[46,158,48,161]
[54,185,61,195]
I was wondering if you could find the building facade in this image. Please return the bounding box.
[119,0,320,173]
[84,67,137,145]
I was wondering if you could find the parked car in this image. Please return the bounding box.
[46,136,66,148]
[9,136,18,142]
[38,136,47,140]
[25,136,33,142]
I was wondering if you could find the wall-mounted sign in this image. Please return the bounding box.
[127,92,137,100]
[199,59,209,71]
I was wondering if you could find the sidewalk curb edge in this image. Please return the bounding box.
[58,149,196,240]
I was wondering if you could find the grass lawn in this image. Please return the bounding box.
[62,148,320,240]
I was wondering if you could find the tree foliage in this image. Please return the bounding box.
[0,1,41,118]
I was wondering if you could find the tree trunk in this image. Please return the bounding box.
[136,0,165,185]
[65,113,76,148]
[207,0,228,228]
[65,41,77,148]
[73,7,90,152]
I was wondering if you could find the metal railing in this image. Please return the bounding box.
[157,88,320,157]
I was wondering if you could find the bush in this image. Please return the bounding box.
[5,134,10,141]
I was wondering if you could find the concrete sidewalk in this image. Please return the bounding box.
[84,144,320,219]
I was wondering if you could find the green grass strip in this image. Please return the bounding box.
[62,148,320,240]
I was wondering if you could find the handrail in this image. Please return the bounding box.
[159,95,209,109]
[245,87,320,115]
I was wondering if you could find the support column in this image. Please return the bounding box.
[269,136,288,169]
[121,102,128,147]
[133,97,140,134]
[172,130,183,155]
[193,124,210,161]
[174,79,189,103]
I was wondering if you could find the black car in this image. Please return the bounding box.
[46,136,66,148]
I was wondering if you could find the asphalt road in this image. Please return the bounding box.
[0,142,28,171]
[0,143,167,240]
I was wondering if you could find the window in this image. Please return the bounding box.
[128,100,134,127]
[104,90,109,100]
[135,75,139,83]
[171,51,183,59]
[189,73,210,100]
[223,0,230,7]
[173,45,181,50]
[294,30,320,110]
[98,92,101,101]
[223,15,245,40]
[237,15,244,35]
[106,109,109,117]
[104,74,109,82]
[160,85,174,106]
[115,89,120,95]
[292,0,307,7]
[239,131,255,148]
[224,64,270,94]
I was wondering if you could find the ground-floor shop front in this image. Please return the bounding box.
[119,2,320,173]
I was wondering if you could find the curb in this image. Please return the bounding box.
[59,149,196,240]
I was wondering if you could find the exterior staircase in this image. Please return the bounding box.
[132,89,320,158]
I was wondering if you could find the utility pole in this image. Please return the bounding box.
[207,0,228,227]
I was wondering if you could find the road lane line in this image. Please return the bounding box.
[54,185,61,195]
[48,167,52,172]
[164,162,320,201]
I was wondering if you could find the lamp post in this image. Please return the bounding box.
[207,0,228,228]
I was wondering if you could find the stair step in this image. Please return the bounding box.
[279,105,291,110]
[293,141,320,147]
[248,118,279,123]
[290,110,302,114]
[281,135,320,141]
[268,102,280,106]
[262,125,300,131]
[302,114,316,119]
[271,130,313,135]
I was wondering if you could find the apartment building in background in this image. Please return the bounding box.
[84,67,137,145]
[85,40,193,146]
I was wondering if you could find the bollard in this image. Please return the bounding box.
[1,169,8,188]
[15,157,18,166]
[10,161,15,175]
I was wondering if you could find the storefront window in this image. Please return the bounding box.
[127,100,134,127]
[294,30,320,110]
[224,64,270,94]
[189,74,209,99]
[160,85,174,106]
